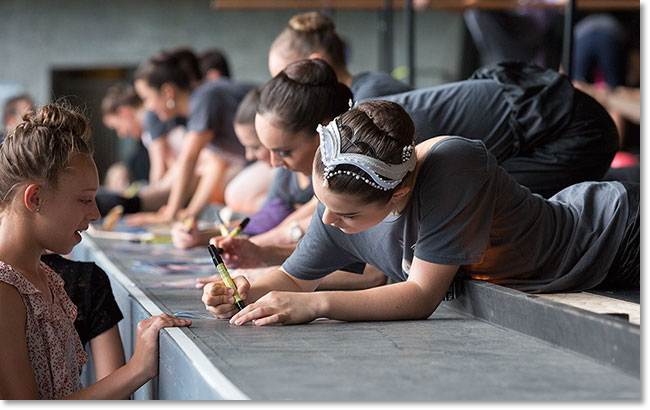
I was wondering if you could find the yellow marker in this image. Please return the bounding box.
[184,217,194,233]
[102,205,124,231]
[216,221,229,237]
[208,244,245,310]
[216,217,250,255]
[215,214,230,236]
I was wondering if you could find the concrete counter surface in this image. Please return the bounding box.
[74,235,640,400]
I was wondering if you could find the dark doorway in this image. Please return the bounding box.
[50,67,149,183]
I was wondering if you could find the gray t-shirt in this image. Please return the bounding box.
[282,137,629,293]
[369,63,575,161]
[351,72,413,101]
[265,168,313,211]
[187,79,256,162]
[375,81,516,160]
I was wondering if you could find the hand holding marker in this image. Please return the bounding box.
[214,213,230,236]
[215,217,250,254]
[183,216,195,233]
[208,244,245,311]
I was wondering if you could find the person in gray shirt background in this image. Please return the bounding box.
[202,100,638,326]
[127,47,255,226]
[268,11,412,100]
[367,61,619,198]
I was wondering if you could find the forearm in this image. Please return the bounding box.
[317,265,387,291]
[251,214,311,246]
[185,157,228,217]
[252,198,317,245]
[256,244,297,266]
[247,269,318,303]
[608,87,640,123]
[199,227,221,245]
[283,197,317,223]
[166,154,197,216]
[166,131,210,216]
[148,159,166,185]
[62,361,149,400]
[314,281,443,322]
[148,140,170,184]
[89,325,126,383]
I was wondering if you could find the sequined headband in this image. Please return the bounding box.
[317,118,416,191]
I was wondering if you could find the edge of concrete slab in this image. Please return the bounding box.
[445,280,640,377]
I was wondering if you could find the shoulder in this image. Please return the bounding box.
[191,81,219,100]
[144,110,163,127]
[415,136,495,189]
[274,167,293,182]
[0,280,26,327]
[420,136,490,166]
[351,72,412,99]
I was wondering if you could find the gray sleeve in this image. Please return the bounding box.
[187,86,221,134]
[414,138,497,266]
[282,203,366,280]
[351,72,413,100]
[144,111,168,140]
[263,168,292,208]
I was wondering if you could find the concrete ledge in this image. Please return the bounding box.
[445,280,640,377]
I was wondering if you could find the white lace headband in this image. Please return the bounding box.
[317,119,416,191]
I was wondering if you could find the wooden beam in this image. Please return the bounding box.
[210,0,640,10]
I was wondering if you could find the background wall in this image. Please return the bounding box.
[0,0,470,179]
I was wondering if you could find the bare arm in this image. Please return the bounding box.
[0,283,40,399]
[212,235,297,268]
[227,258,458,325]
[317,264,387,290]
[165,130,212,219]
[147,138,171,184]
[202,268,321,319]
[89,325,126,382]
[573,81,640,123]
[1,282,189,400]
[251,197,317,246]
[182,151,228,218]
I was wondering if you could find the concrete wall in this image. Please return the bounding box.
[0,0,468,178]
[1,0,467,103]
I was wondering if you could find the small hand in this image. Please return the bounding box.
[176,208,193,222]
[171,218,200,249]
[202,276,250,319]
[129,314,191,379]
[195,274,221,289]
[124,206,175,226]
[209,236,265,269]
[229,291,319,327]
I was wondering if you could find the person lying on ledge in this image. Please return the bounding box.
[202,100,639,326]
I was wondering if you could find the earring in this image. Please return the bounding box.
[166,99,175,109]
[35,207,40,213]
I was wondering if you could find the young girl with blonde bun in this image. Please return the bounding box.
[0,103,190,399]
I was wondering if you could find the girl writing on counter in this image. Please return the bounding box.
[202,100,639,325]
[0,103,190,399]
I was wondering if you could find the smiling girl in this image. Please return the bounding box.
[0,103,190,399]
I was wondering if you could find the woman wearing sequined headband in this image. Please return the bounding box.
[209,58,387,290]
[363,61,620,199]
[202,100,638,325]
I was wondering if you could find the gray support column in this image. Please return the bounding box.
[562,0,575,77]
[406,0,415,86]
[378,0,394,72]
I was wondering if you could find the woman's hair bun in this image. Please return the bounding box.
[289,11,335,33]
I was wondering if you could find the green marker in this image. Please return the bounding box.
[208,244,245,311]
